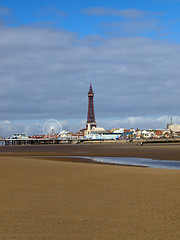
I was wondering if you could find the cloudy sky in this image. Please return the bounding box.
[0,0,180,137]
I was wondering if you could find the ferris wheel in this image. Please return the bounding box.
[43,119,62,138]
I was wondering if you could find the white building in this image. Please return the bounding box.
[141,130,155,139]
[167,124,180,132]
[84,126,106,135]
[114,128,124,134]
[11,133,28,139]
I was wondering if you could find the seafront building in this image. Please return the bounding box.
[11,133,28,139]
[167,124,180,133]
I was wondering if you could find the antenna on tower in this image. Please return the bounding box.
[171,117,173,125]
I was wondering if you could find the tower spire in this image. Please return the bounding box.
[86,83,97,130]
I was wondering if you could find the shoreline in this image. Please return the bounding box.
[1,142,180,161]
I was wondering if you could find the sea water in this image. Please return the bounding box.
[88,157,180,169]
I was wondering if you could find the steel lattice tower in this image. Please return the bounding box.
[86,83,97,130]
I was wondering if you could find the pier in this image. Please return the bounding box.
[4,138,82,145]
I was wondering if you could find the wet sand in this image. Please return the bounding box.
[2,142,180,160]
[0,143,180,239]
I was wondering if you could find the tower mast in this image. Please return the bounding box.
[86,83,97,130]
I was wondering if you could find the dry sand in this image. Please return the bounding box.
[0,143,180,240]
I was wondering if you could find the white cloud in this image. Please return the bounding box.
[36,5,67,18]
[103,18,163,35]
[0,24,180,135]
[1,115,178,138]
[0,121,42,137]
[82,7,167,38]
[0,7,12,16]
[82,8,163,19]
[0,119,86,137]
[98,116,175,130]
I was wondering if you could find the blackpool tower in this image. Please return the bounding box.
[86,83,97,130]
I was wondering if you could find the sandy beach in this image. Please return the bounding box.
[0,143,180,239]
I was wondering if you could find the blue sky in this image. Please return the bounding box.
[1,0,180,39]
[1,0,180,136]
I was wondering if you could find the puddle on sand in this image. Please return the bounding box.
[27,156,180,170]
